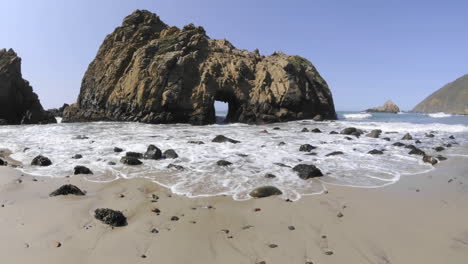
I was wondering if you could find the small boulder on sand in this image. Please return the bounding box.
[50,184,85,196]
[250,186,283,198]
[94,208,127,227]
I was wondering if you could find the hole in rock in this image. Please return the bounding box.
[214,101,228,124]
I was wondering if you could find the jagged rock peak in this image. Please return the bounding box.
[0,49,56,125]
[63,10,337,125]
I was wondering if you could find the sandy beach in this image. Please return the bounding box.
[1,154,467,264]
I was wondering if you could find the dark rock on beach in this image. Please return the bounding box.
[392,142,405,147]
[162,149,178,159]
[31,155,52,166]
[94,208,127,227]
[368,149,384,155]
[217,160,232,167]
[249,186,283,198]
[408,146,426,156]
[325,151,344,156]
[72,154,83,159]
[401,133,413,140]
[50,184,85,196]
[120,156,143,165]
[434,146,445,152]
[113,147,124,153]
[366,129,382,138]
[301,128,309,132]
[293,164,323,179]
[212,135,240,144]
[299,144,316,152]
[423,155,438,165]
[329,131,338,134]
[311,128,322,133]
[143,145,162,160]
[167,163,184,170]
[188,140,204,145]
[0,49,56,125]
[74,165,93,175]
[126,152,143,159]
[61,10,337,125]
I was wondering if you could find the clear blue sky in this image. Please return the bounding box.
[1,0,467,111]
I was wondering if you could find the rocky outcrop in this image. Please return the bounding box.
[366,100,400,113]
[63,10,336,125]
[0,49,56,125]
[47,103,69,117]
[412,74,468,115]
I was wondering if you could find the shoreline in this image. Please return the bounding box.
[1,155,467,263]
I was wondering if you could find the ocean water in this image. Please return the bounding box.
[0,111,467,200]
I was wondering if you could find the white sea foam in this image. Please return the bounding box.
[0,119,466,200]
[343,113,372,120]
[428,112,452,118]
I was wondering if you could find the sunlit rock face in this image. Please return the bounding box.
[63,10,337,124]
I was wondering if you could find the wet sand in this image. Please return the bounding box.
[0,156,467,264]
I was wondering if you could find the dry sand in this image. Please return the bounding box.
[0,155,467,264]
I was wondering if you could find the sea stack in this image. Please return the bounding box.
[412,74,468,115]
[0,49,56,125]
[366,100,400,113]
[63,10,337,125]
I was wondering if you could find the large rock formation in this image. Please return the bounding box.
[0,49,56,125]
[366,100,400,113]
[412,74,468,115]
[63,10,336,125]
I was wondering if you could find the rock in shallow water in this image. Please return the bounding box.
[162,149,178,159]
[94,208,127,227]
[113,147,123,153]
[167,163,184,170]
[368,149,384,155]
[325,151,344,157]
[299,144,316,152]
[74,165,93,175]
[249,186,283,198]
[126,152,143,159]
[293,164,323,179]
[31,155,52,166]
[212,135,240,144]
[401,133,413,140]
[366,129,382,138]
[50,184,85,196]
[423,155,438,165]
[0,158,7,166]
[144,145,162,160]
[217,160,232,166]
[120,156,142,165]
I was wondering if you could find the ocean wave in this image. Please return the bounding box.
[343,113,372,120]
[0,120,466,201]
[428,112,452,118]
